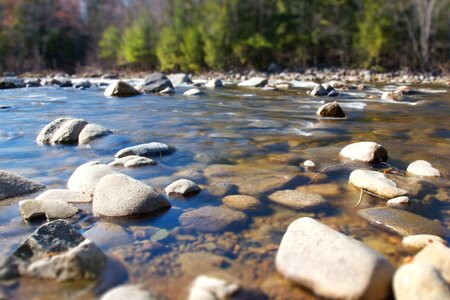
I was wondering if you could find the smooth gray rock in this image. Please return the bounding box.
[402,234,446,251]
[169,73,193,86]
[49,118,88,144]
[164,179,201,196]
[316,101,346,118]
[205,79,223,88]
[238,77,268,87]
[179,206,247,233]
[67,162,117,196]
[407,160,441,177]
[78,124,113,144]
[27,239,107,281]
[104,81,140,97]
[276,217,394,300]
[183,88,204,96]
[188,275,240,300]
[0,170,45,200]
[19,198,79,220]
[222,195,262,211]
[0,219,85,279]
[36,189,92,203]
[101,285,157,300]
[115,142,170,158]
[93,174,171,217]
[339,142,388,163]
[393,263,450,300]
[142,72,174,93]
[36,117,71,144]
[358,207,450,237]
[268,190,326,209]
[108,155,156,167]
[349,169,408,198]
[310,85,327,96]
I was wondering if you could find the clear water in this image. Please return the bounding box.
[0,82,449,299]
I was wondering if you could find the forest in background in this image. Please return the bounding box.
[0,0,448,74]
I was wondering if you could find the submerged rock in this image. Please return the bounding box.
[249,120,284,129]
[316,101,346,118]
[78,124,113,145]
[83,221,133,250]
[179,206,247,233]
[276,217,394,299]
[93,174,171,217]
[358,207,449,237]
[36,117,71,144]
[164,179,201,196]
[19,198,79,221]
[101,285,157,300]
[407,160,441,177]
[268,190,326,209]
[205,79,223,88]
[115,142,171,158]
[386,196,410,207]
[222,195,262,211]
[339,141,388,163]
[36,189,91,203]
[104,81,140,97]
[0,170,45,200]
[402,234,446,251]
[67,162,117,196]
[108,155,156,168]
[349,169,408,198]
[238,77,268,88]
[141,72,174,93]
[188,275,240,300]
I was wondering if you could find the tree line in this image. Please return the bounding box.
[0,0,448,73]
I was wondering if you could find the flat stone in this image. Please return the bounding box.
[67,162,117,196]
[36,189,91,203]
[49,118,88,144]
[316,101,346,118]
[414,242,450,283]
[36,117,71,144]
[205,79,223,88]
[393,263,450,300]
[402,234,446,251]
[358,207,449,237]
[104,81,140,97]
[159,86,175,94]
[164,179,201,196]
[179,206,247,233]
[268,190,326,209]
[407,160,441,177]
[19,198,79,221]
[83,222,133,250]
[78,124,112,144]
[276,217,394,299]
[188,275,240,300]
[340,142,388,163]
[387,196,410,207]
[101,285,157,300]
[349,169,408,198]
[115,142,171,158]
[108,155,156,167]
[222,195,262,211]
[183,88,204,96]
[238,77,268,87]
[93,174,171,217]
[0,170,45,200]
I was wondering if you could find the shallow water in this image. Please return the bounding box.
[0,82,449,299]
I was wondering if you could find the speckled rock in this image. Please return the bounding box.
[188,275,240,300]
[83,221,133,250]
[349,169,408,198]
[93,174,171,217]
[407,160,441,177]
[49,118,88,144]
[402,234,446,251]
[36,189,91,203]
[18,198,79,220]
[222,195,262,211]
[358,207,449,237]
[0,170,45,200]
[339,142,388,163]
[164,179,201,196]
[78,124,112,144]
[67,162,117,196]
[179,206,247,233]
[115,142,171,158]
[101,285,157,300]
[36,117,71,144]
[104,81,140,97]
[268,190,326,209]
[276,217,394,300]
[316,102,346,118]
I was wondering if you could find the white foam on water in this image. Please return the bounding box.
[290,80,318,88]
[287,127,313,136]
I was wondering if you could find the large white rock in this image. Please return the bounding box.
[407,160,441,177]
[19,198,79,220]
[49,118,88,144]
[103,81,140,97]
[101,285,156,300]
[237,77,268,87]
[67,162,117,196]
[36,189,91,203]
[393,263,450,300]
[349,169,408,198]
[276,217,394,299]
[340,142,388,163]
[78,124,112,145]
[188,275,240,300]
[36,118,71,144]
[164,179,201,195]
[93,174,171,217]
[114,142,170,158]
[109,156,156,168]
[0,170,45,200]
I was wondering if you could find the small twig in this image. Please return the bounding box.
[307,162,347,185]
[355,188,364,208]
[379,161,406,175]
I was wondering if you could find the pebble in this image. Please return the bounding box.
[179,206,247,233]
[164,179,201,196]
[108,155,156,167]
[78,124,113,144]
[237,77,268,87]
[205,79,223,88]
[183,88,204,96]
[316,101,346,118]
[101,285,157,300]
[268,190,326,209]
[103,81,140,97]
[222,195,262,211]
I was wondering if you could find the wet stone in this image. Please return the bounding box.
[0,170,45,200]
[349,169,408,198]
[188,275,240,300]
[36,189,91,203]
[78,123,113,145]
[402,234,446,251]
[387,196,410,207]
[222,195,262,211]
[67,161,117,196]
[104,81,140,97]
[316,101,346,118]
[268,190,326,210]
[115,142,171,158]
[101,285,157,300]
[407,160,441,177]
[164,179,201,196]
[18,198,79,221]
[179,206,248,233]
[108,155,156,167]
[339,141,388,163]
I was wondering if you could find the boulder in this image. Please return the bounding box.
[179,206,247,233]
[0,170,45,200]
[101,285,157,300]
[339,142,388,163]
[268,190,326,209]
[114,142,171,158]
[36,189,91,203]
[205,79,223,88]
[316,102,346,118]
[222,195,262,211]
[164,179,201,196]
[169,73,193,86]
[49,118,88,144]
[141,72,174,93]
[393,263,450,300]
[78,124,113,144]
[108,155,156,167]
[237,77,268,88]
[104,81,140,97]
[18,198,79,221]
[358,207,449,237]
[36,117,71,144]
[349,169,408,198]
[402,234,446,251]
[188,275,240,300]
[183,88,204,96]
[407,160,441,177]
[381,90,405,101]
[276,217,394,299]
[83,221,133,250]
[310,85,327,96]
[93,174,171,217]
[67,162,117,196]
